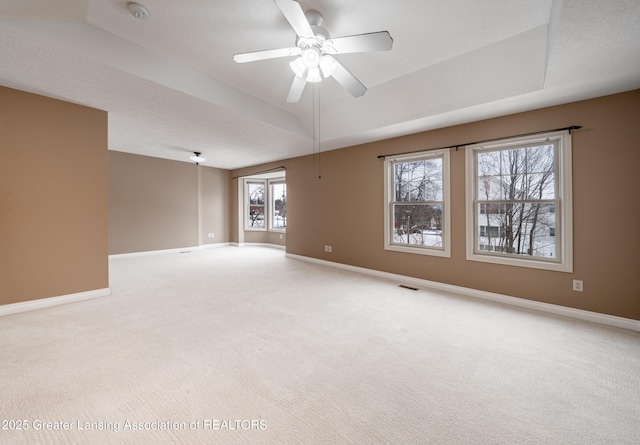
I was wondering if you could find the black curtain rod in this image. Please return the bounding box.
[232,165,286,180]
[377,125,583,159]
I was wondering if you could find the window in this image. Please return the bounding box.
[244,178,287,231]
[384,149,450,257]
[466,130,573,272]
[269,181,287,231]
[245,180,266,230]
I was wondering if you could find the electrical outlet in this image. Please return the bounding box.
[324,245,332,252]
[573,280,583,292]
[279,234,283,239]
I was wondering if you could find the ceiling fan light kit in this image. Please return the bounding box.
[301,46,320,69]
[289,57,306,78]
[233,0,393,103]
[190,152,206,164]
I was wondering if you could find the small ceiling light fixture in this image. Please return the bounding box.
[127,2,149,20]
[190,152,206,165]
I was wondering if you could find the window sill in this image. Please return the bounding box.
[466,251,572,273]
[385,244,450,258]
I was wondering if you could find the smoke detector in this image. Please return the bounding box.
[127,2,149,20]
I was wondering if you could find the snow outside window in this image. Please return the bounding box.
[384,149,451,257]
[245,180,266,230]
[465,130,573,272]
[244,178,287,232]
[269,181,287,231]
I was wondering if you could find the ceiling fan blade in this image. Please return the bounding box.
[274,0,314,39]
[287,75,307,103]
[331,61,367,98]
[328,31,393,54]
[233,47,301,63]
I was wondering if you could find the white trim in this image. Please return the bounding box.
[384,148,451,258]
[109,243,232,260]
[244,178,267,231]
[465,130,573,272]
[110,246,200,259]
[268,179,287,232]
[285,253,640,332]
[109,243,284,259]
[237,242,285,250]
[199,242,233,250]
[0,288,111,317]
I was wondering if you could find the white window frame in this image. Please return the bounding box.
[244,179,266,231]
[384,148,451,257]
[465,130,573,272]
[268,179,287,232]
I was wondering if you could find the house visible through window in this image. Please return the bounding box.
[466,130,573,272]
[384,148,450,257]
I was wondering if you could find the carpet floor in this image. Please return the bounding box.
[1,246,639,444]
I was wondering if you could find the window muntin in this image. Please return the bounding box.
[269,181,287,230]
[466,131,572,272]
[384,149,450,257]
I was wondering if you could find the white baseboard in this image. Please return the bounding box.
[238,243,286,250]
[0,288,111,317]
[109,243,232,260]
[285,253,640,332]
[229,242,285,250]
[198,242,233,250]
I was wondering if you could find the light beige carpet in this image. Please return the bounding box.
[1,246,639,444]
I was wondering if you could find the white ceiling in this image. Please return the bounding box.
[1,0,639,169]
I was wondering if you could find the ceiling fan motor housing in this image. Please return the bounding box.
[298,10,330,45]
[305,10,323,26]
[310,25,330,40]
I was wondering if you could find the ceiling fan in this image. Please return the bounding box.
[233,0,393,103]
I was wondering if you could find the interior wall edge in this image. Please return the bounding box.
[0,288,111,318]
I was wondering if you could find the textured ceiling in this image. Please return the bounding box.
[1,0,639,169]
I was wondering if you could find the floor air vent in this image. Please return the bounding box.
[399,284,419,291]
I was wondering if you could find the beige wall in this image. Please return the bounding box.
[232,90,640,320]
[108,151,229,254]
[200,164,231,246]
[0,86,108,305]
[243,230,286,246]
[3,85,636,319]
